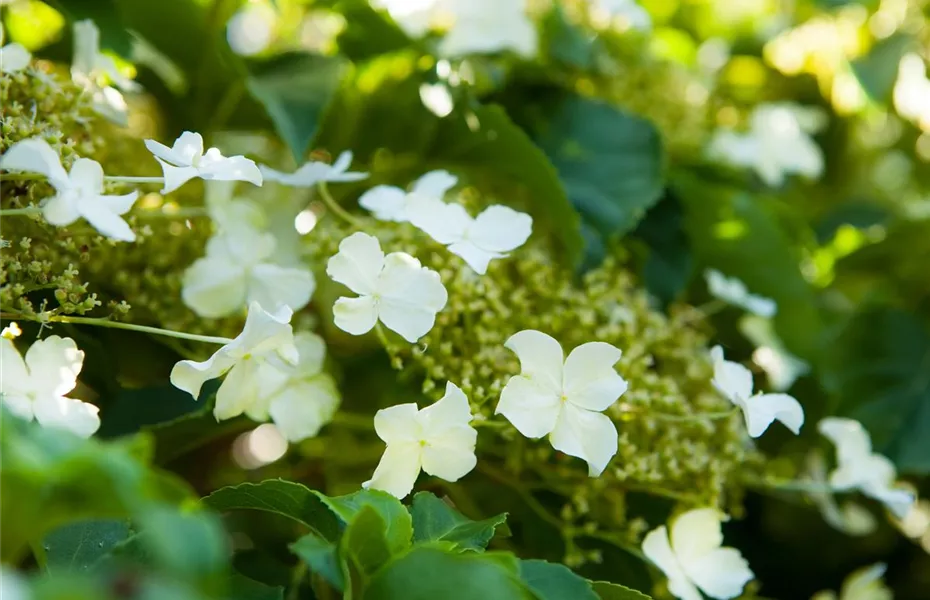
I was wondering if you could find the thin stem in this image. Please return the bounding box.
[105,175,164,184]
[635,406,740,423]
[330,412,374,430]
[0,173,43,182]
[317,181,365,228]
[373,322,392,349]
[744,477,836,495]
[1,313,232,345]
[132,206,208,220]
[574,530,650,564]
[286,562,308,600]
[0,207,41,217]
[471,418,509,429]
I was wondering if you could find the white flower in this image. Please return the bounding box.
[1,336,100,438]
[818,417,915,519]
[407,197,532,274]
[710,346,804,438]
[436,0,537,58]
[363,381,477,498]
[740,315,809,392]
[144,131,263,194]
[0,37,31,73]
[182,204,315,318]
[0,138,139,241]
[71,20,139,125]
[708,102,825,187]
[705,270,776,318]
[642,508,754,600]
[0,567,29,600]
[594,0,652,31]
[326,232,448,343]
[893,54,930,132]
[170,302,299,421]
[495,330,627,476]
[811,563,891,600]
[226,3,277,56]
[358,170,457,223]
[260,151,368,188]
[804,452,877,537]
[373,0,437,38]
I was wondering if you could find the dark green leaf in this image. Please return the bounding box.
[340,505,396,578]
[826,308,930,473]
[325,489,412,555]
[365,546,534,600]
[290,534,345,591]
[44,519,131,574]
[410,492,507,551]
[334,0,412,62]
[591,581,653,600]
[47,0,133,56]
[204,480,342,542]
[97,384,202,439]
[542,4,598,70]
[851,34,913,103]
[631,194,692,307]
[246,53,347,163]
[135,507,229,582]
[519,560,598,600]
[229,572,285,600]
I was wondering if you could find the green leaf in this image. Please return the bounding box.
[47,0,133,56]
[365,546,534,600]
[340,505,397,578]
[519,560,598,600]
[590,581,653,600]
[851,34,913,102]
[325,489,412,556]
[671,171,822,359]
[290,534,345,591]
[410,492,508,551]
[542,4,598,70]
[333,0,412,62]
[44,519,131,574]
[203,480,342,542]
[246,53,347,163]
[825,308,930,473]
[533,95,665,245]
[631,195,693,307]
[229,572,285,600]
[135,507,229,582]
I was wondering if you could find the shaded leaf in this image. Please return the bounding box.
[591,581,653,600]
[44,519,131,574]
[410,492,507,551]
[519,559,598,600]
[851,34,913,102]
[334,0,412,62]
[290,534,345,591]
[340,505,396,578]
[325,489,412,556]
[229,572,285,600]
[631,194,692,307]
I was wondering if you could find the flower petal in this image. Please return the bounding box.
[358,185,409,222]
[201,152,263,186]
[374,403,422,443]
[684,548,753,600]
[237,302,297,360]
[563,341,627,411]
[170,131,205,164]
[24,335,84,397]
[78,197,136,242]
[292,331,327,378]
[864,485,915,520]
[378,254,448,342]
[1,338,30,398]
[181,256,248,318]
[333,296,379,336]
[406,196,470,245]
[446,240,498,274]
[419,382,473,432]
[0,138,69,189]
[670,508,723,565]
[99,191,139,216]
[71,19,100,77]
[495,376,561,438]
[42,193,81,226]
[268,376,340,442]
[68,158,105,194]
[326,232,384,295]
[248,263,315,313]
[170,347,237,400]
[363,441,423,499]
[741,393,804,437]
[33,395,100,438]
[710,346,754,404]
[818,417,873,465]
[0,43,31,73]
[504,329,563,393]
[421,442,477,483]
[467,205,532,254]
[154,158,200,194]
[411,170,457,198]
[549,404,618,476]
[214,360,260,420]
[642,526,702,600]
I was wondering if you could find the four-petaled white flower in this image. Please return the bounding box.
[1,336,100,438]
[704,269,776,318]
[642,508,754,600]
[710,345,804,438]
[144,131,263,194]
[359,170,457,222]
[71,20,140,125]
[818,417,915,519]
[708,102,825,187]
[260,151,369,188]
[0,27,31,74]
[223,331,340,442]
[171,302,299,421]
[407,196,533,274]
[326,232,448,343]
[811,563,891,600]
[364,381,477,498]
[495,330,627,476]
[0,138,139,241]
[182,202,315,318]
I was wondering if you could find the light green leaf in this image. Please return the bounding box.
[410,492,507,551]
[591,581,653,600]
[229,572,286,600]
[365,546,534,600]
[333,0,411,62]
[325,489,412,556]
[290,534,345,592]
[135,507,229,582]
[851,34,913,102]
[519,559,598,600]
[203,479,342,542]
[44,519,131,574]
[340,505,396,579]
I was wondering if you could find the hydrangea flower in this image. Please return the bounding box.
[710,346,804,438]
[704,269,776,318]
[326,232,448,343]
[818,417,915,519]
[708,102,825,187]
[260,151,368,188]
[495,330,627,476]
[171,302,299,421]
[1,336,100,438]
[359,170,457,222]
[182,204,315,318]
[144,131,263,194]
[407,197,533,274]
[217,331,340,442]
[0,27,31,73]
[364,381,477,498]
[642,508,754,600]
[71,20,140,125]
[805,452,877,537]
[811,563,891,600]
[0,138,139,241]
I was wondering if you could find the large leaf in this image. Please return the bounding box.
[246,53,347,162]
[47,0,133,56]
[364,546,534,600]
[410,492,508,551]
[631,194,693,307]
[135,507,229,584]
[825,308,930,473]
[203,480,342,542]
[44,519,131,574]
[340,505,397,580]
[290,534,345,591]
[325,489,412,556]
[591,581,653,600]
[333,0,412,62]
[851,34,913,103]
[519,560,598,600]
[671,171,822,359]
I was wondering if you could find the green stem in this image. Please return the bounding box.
[287,562,308,600]
[744,478,837,495]
[106,175,165,184]
[132,206,208,219]
[373,322,391,348]
[0,206,41,217]
[318,181,365,228]
[330,412,374,430]
[633,406,740,423]
[2,313,232,345]
[471,419,509,429]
